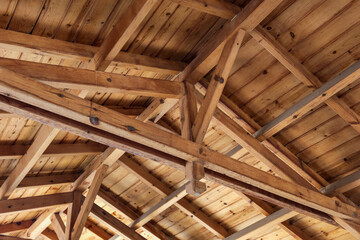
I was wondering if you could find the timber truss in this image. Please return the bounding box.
[0,0,359,239]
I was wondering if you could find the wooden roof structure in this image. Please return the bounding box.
[0,0,359,239]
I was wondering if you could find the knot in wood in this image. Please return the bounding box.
[89,116,100,125]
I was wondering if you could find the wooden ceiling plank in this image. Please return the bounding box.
[0,58,185,99]
[118,155,230,238]
[71,165,108,240]
[0,71,357,222]
[0,125,59,200]
[130,182,189,229]
[89,0,161,71]
[250,27,360,137]
[51,213,65,240]
[90,204,146,240]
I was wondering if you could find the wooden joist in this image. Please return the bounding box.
[0,72,357,223]
[0,58,185,99]
[88,0,161,71]
[0,193,73,216]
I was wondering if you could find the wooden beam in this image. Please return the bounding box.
[0,173,79,189]
[90,204,146,240]
[0,71,358,222]
[114,52,187,75]
[98,188,173,240]
[0,220,34,234]
[0,236,29,240]
[0,58,185,99]
[42,228,58,240]
[0,125,59,199]
[65,191,82,240]
[130,182,189,229]
[0,192,72,216]
[85,220,113,240]
[89,0,160,71]
[250,27,360,136]
[51,213,65,240]
[0,142,106,159]
[321,170,360,196]
[251,60,360,138]
[192,30,245,143]
[224,208,297,240]
[71,165,108,240]
[118,155,230,238]
[0,29,186,75]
